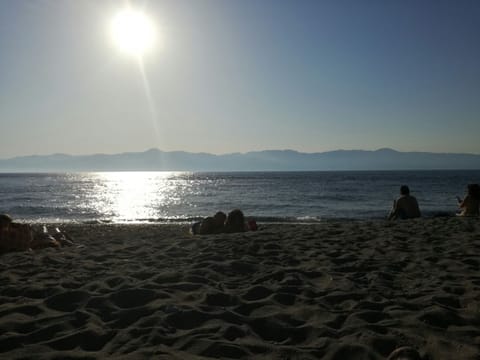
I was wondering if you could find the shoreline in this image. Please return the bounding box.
[1,218,479,359]
[7,210,464,226]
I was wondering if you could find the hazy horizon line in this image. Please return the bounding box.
[4,147,480,161]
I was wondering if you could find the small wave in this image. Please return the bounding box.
[104,215,325,224]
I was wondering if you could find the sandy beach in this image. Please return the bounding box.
[0,218,479,359]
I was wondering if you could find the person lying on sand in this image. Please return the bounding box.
[456,183,480,217]
[191,211,227,235]
[0,214,73,254]
[387,185,421,220]
[191,209,257,235]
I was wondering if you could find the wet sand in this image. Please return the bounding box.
[0,218,479,359]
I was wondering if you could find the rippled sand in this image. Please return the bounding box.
[0,218,479,359]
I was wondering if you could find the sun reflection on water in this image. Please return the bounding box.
[89,171,188,222]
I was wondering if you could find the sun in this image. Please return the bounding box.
[110,8,156,57]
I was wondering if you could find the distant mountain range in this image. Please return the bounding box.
[1,148,480,172]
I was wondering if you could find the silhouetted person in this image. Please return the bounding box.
[0,214,72,254]
[213,211,227,233]
[191,210,256,235]
[224,209,246,233]
[198,216,215,235]
[388,185,421,220]
[457,183,480,216]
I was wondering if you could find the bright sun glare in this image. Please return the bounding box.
[110,8,156,57]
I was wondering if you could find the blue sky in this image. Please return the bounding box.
[0,0,479,158]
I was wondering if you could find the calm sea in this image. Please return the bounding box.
[0,171,479,223]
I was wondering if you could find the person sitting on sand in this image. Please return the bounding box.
[387,185,421,220]
[456,183,480,216]
[0,214,72,254]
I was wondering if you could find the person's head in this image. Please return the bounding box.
[467,183,480,199]
[0,214,12,230]
[213,211,226,229]
[400,185,410,196]
[225,209,245,233]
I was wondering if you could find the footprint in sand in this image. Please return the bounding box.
[44,290,90,312]
[109,288,157,308]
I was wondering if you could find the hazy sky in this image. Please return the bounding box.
[1,0,479,158]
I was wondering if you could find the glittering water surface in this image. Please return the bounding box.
[0,171,479,223]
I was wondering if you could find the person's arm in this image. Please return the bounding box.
[387,199,397,220]
[414,198,421,217]
[458,195,467,208]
